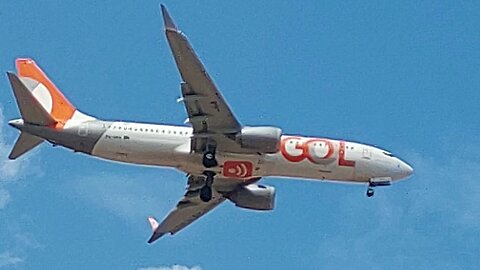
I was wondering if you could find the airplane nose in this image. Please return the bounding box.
[400,161,414,178]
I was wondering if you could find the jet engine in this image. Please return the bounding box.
[227,184,276,211]
[236,126,282,153]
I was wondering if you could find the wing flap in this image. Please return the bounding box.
[148,194,225,243]
[147,174,247,244]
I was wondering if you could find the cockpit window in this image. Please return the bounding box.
[383,151,395,158]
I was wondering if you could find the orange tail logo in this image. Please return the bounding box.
[16,58,76,128]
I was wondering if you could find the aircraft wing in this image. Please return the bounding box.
[160,5,244,153]
[147,174,246,243]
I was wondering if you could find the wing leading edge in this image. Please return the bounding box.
[148,5,260,244]
[160,5,244,153]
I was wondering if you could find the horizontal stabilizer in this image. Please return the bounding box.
[8,132,44,160]
[6,72,55,126]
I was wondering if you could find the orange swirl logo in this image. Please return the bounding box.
[223,161,253,178]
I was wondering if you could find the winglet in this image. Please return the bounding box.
[160,4,178,31]
[148,216,160,231]
[147,216,164,244]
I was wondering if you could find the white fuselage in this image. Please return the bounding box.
[91,121,413,184]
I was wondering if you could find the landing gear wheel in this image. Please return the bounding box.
[202,151,218,168]
[200,185,212,202]
[366,187,375,197]
[200,171,215,202]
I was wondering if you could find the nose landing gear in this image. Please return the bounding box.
[366,187,375,197]
[366,177,392,198]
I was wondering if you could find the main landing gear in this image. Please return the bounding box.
[200,146,218,202]
[202,150,218,168]
[200,171,215,202]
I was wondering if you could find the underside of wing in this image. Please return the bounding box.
[161,6,241,134]
[147,174,245,243]
[160,5,244,153]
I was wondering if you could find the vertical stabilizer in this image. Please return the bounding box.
[6,72,56,126]
[8,132,44,160]
[16,58,76,126]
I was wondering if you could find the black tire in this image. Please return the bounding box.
[366,188,374,197]
[203,151,218,168]
[200,186,212,202]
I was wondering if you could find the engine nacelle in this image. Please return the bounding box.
[236,126,282,153]
[227,184,275,211]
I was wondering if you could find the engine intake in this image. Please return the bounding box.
[236,126,282,153]
[227,184,275,211]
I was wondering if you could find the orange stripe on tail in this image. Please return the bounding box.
[16,58,76,128]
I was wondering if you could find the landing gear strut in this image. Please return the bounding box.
[200,171,215,202]
[366,177,391,198]
[200,145,218,202]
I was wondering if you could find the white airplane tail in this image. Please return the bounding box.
[7,72,56,126]
[6,58,94,159]
[7,71,55,159]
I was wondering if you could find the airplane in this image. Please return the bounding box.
[5,5,413,244]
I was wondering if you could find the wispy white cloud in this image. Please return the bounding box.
[0,189,10,209]
[315,148,480,269]
[138,265,201,270]
[13,233,44,250]
[0,251,23,268]
[0,106,44,268]
[70,171,182,225]
[0,106,38,210]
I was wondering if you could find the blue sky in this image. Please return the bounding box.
[1,1,479,269]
